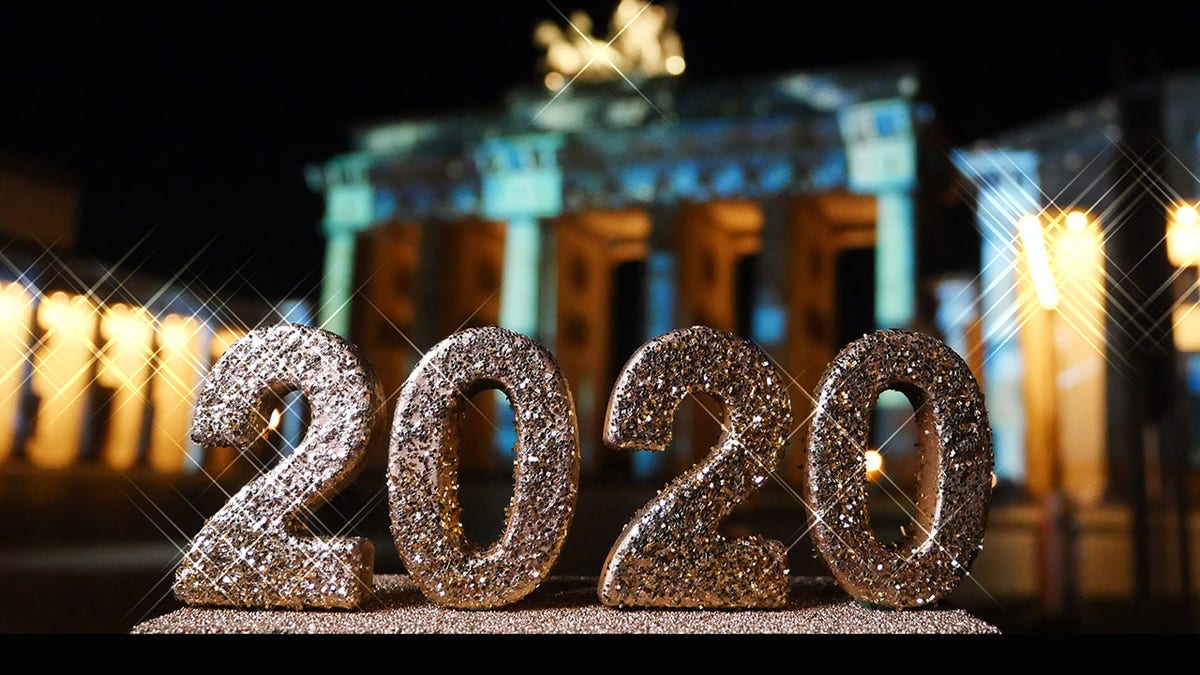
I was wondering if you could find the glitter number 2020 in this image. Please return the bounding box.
[598,326,792,608]
[176,323,992,612]
[173,324,385,609]
[806,330,993,608]
[388,327,580,609]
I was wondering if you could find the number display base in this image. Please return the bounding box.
[133,575,999,634]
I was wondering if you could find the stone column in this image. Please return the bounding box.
[554,208,651,478]
[317,176,376,339]
[674,200,763,473]
[952,149,1040,487]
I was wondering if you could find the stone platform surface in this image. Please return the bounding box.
[133,575,999,634]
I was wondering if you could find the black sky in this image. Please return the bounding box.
[0,3,1191,301]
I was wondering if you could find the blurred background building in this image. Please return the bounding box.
[301,3,1200,632]
[0,152,315,631]
[2,1,1198,634]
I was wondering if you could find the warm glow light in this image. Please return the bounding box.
[1019,215,1058,310]
[1065,211,1088,232]
[864,448,884,480]
[149,314,204,473]
[27,292,97,468]
[1168,204,1200,267]
[0,282,33,462]
[1178,204,1199,227]
[0,281,31,320]
[535,0,686,87]
[210,326,246,362]
[97,304,154,469]
[266,407,282,433]
[1054,215,1102,281]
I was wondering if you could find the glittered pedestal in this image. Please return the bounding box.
[132,575,999,634]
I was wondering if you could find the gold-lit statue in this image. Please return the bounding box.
[534,0,685,90]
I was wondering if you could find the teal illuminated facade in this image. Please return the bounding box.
[307,64,947,477]
[308,65,929,339]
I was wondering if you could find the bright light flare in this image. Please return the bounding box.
[1168,204,1200,267]
[1065,210,1088,232]
[266,408,282,433]
[26,292,97,468]
[544,72,566,91]
[0,281,31,320]
[98,303,155,469]
[0,281,32,462]
[1018,215,1058,310]
[864,448,884,480]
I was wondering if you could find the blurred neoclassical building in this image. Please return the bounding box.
[305,3,1200,616]
[306,53,952,480]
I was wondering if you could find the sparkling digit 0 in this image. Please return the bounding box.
[805,329,993,608]
[174,323,384,609]
[599,326,792,608]
[388,327,580,609]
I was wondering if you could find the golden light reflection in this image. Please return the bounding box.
[1052,213,1105,340]
[1169,202,1200,352]
[1017,209,1108,504]
[1168,203,1200,267]
[664,54,685,76]
[97,304,154,469]
[544,72,566,91]
[864,448,884,481]
[1018,215,1058,310]
[26,292,97,469]
[1065,210,1088,232]
[266,408,282,433]
[0,282,33,462]
[0,274,260,474]
[535,0,685,87]
[148,314,204,473]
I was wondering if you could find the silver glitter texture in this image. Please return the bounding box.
[388,327,580,609]
[135,575,999,633]
[805,329,993,609]
[174,323,384,610]
[599,326,792,608]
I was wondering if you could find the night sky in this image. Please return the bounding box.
[0,3,1188,301]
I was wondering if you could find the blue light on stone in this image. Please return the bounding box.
[751,303,786,345]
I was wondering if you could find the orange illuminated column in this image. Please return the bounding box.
[354,221,422,468]
[786,193,878,482]
[26,292,99,468]
[148,314,206,474]
[1016,215,1060,501]
[554,209,651,477]
[0,281,34,462]
[96,304,154,469]
[676,201,762,332]
[1017,211,1107,504]
[1168,204,1200,351]
[203,325,247,475]
[674,201,763,472]
[439,218,505,474]
[1050,212,1106,504]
